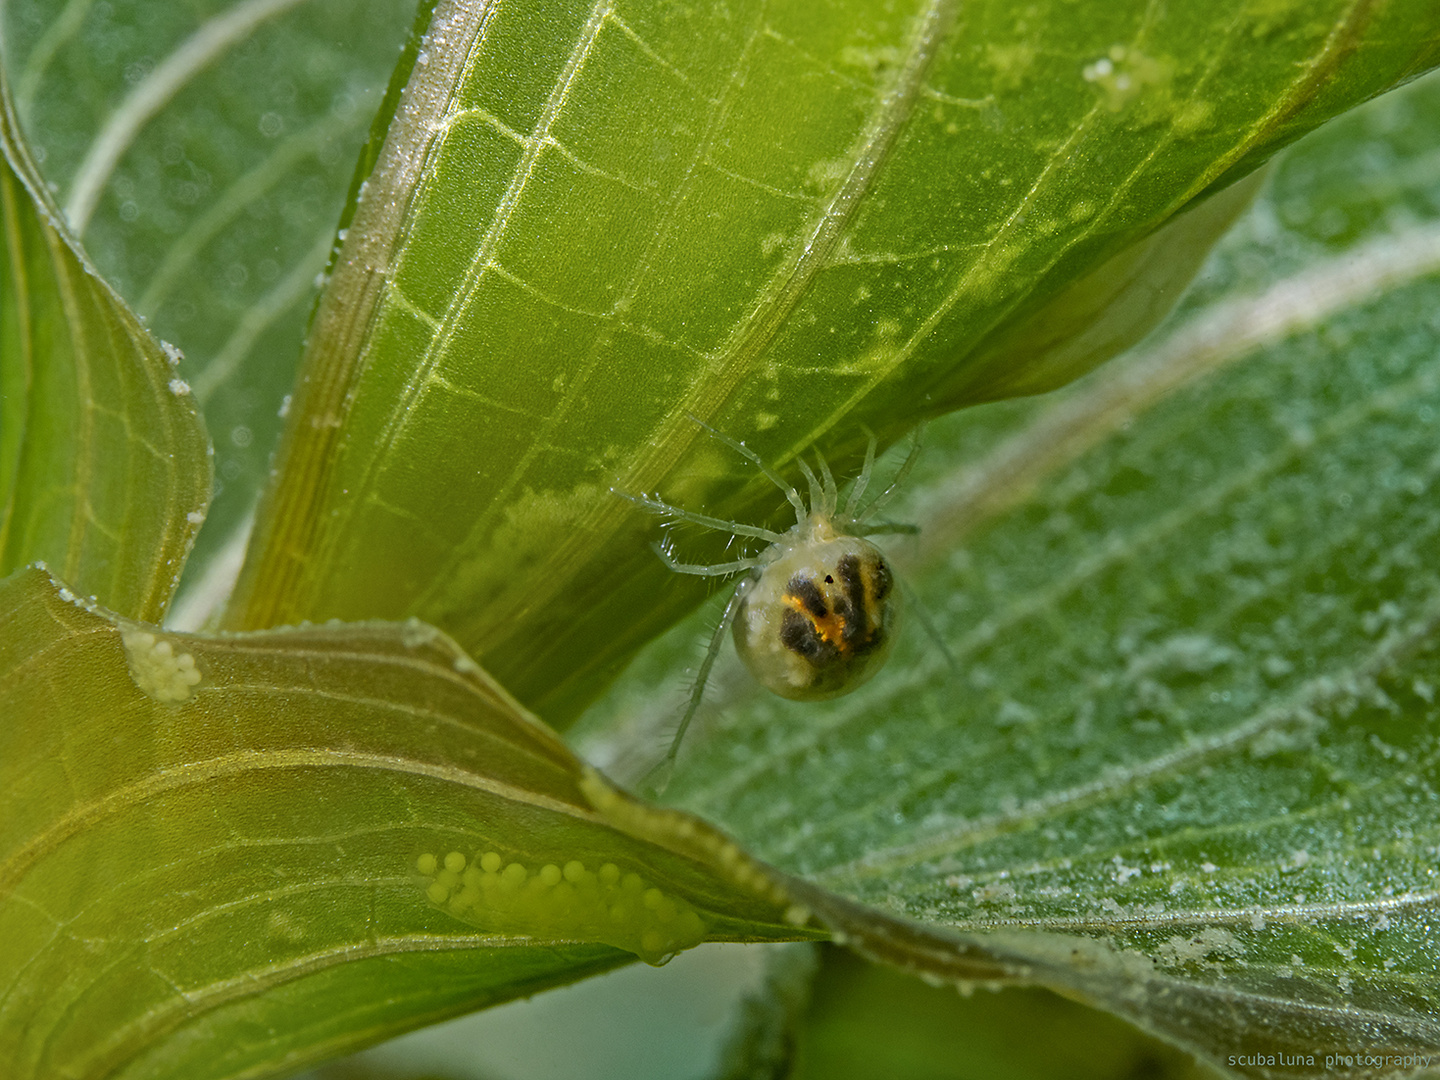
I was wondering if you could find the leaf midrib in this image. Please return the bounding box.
[0,747,605,901]
[39,927,621,1080]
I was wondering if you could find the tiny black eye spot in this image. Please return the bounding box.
[824,574,834,584]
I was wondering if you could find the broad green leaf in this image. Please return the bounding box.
[790,946,1209,1080]
[570,71,1440,1078]
[1,0,418,597]
[0,564,817,1080]
[305,942,820,1080]
[225,0,1440,730]
[0,66,209,621]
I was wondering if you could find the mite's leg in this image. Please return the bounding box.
[845,431,879,518]
[687,415,808,525]
[899,576,959,675]
[616,489,783,544]
[857,521,920,537]
[652,541,761,577]
[858,422,925,520]
[644,581,747,793]
[814,451,838,518]
[797,457,824,518]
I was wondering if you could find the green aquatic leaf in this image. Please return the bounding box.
[789,946,1210,1080]
[0,564,813,1080]
[2,0,419,595]
[570,72,1440,1079]
[0,66,209,621]
[224,0,1440,729]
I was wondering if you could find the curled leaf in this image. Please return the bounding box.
[0,566,812,1080]
[0,74,210,621]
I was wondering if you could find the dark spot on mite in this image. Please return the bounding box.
[780,608,839,666]
[872,558,893,601]
[836,555,870,645]
[786,575,829,619]
[779,557,894,670]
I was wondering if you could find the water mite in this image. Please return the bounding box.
[621,419,922,783]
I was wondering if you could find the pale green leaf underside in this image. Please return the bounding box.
[0,566,809,1080]
[562,77,1440,1078]
[2,0,418,593]
[229,0,1440,729]
[0,78,210,622]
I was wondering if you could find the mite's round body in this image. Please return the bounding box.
[733,514,900,700]
[619,418,924,783]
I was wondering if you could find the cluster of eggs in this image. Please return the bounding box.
[416,850,707,965]
[120,627,203,703]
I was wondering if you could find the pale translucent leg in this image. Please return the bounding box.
[652,541,761,577]
[644,580,747,793]
[844,432,878,518]
[797,458,824,518]
[858,521,920,537]
[687,415,809,525]
[617,489,784,544]
[814,451,838,518]
[858,422,925,521]
[899,576,960,674]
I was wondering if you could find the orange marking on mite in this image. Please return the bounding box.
[782,593,851,652]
